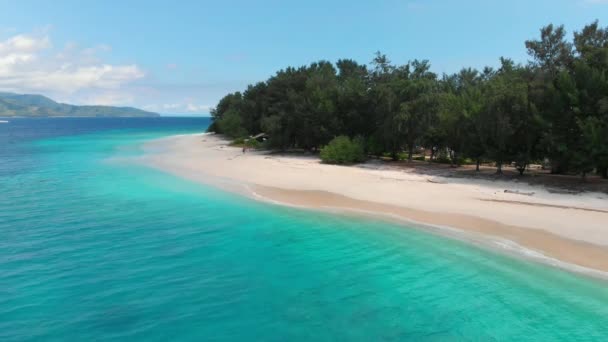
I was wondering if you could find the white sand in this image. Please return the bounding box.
[139,133,608,274]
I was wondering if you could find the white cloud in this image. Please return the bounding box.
[80,91,136,106]
[0,31,144,96]
[143,102,211,114]
[0,29,217,113]
[186,103,211,112]
[163,103,181,110]
[0,33,51,54]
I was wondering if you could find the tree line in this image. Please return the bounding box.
[208,21,608,178]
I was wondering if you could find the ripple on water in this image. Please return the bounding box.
[1,119,608,341]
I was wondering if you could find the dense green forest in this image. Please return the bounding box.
[208,21,608,178]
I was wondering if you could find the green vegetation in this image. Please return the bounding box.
[320,136,366,164]
[230,137,262,149]
[0,92,158,117]
[209,21,608,178]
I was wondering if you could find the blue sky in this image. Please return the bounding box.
[0,0,606,115]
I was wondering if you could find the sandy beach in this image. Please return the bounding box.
[140,133,608,276]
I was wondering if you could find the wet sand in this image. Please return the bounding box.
[140,133,608,276]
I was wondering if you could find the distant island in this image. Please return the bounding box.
[0,92,159,117]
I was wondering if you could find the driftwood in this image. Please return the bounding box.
[504,189,535,196]
[427,178,447,184]
[548,188,580,195]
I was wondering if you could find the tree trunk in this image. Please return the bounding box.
[451,150,458,168]
[550,160,560,174]
[408,145,413,162]
[599,166,608,179]
[517,165,526,176]
[476,158,480,172]
[496,161,503,175]
[449,150,454,167]
[551,160,568,174]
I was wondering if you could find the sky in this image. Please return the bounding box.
[0,0,606,116]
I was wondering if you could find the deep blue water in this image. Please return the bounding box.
[1,118,608,341]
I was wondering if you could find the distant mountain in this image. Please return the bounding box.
[0,92,159,117]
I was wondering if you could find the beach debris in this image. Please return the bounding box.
[548,188,580,195]
[250,132,269,142]
[427,178,447,184]
[504,189,535,196]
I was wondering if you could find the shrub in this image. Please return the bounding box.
[365,136,385,156]
[320,136,366,164]
[231,137,247,145]
[245,139,261,149]
[432,155,452,164]
[413,155,426,161]
[217,109,247,138]
[230,137,262,149]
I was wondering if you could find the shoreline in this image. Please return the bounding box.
[138,133,608,278]
[249,185,608,280]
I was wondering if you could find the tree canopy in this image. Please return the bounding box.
[209,21,608,177]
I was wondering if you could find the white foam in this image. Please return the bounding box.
[246,189,608,281]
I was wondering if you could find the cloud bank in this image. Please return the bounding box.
[0,32,144,96]
[0,30,211,114]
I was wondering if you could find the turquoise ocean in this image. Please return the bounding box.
[1,117,607,341]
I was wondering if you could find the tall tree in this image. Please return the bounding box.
[206,22,608,178]
[525,24,573,76]
[402,60,438,161]
[479,59,529,174]
[335,59,371,138]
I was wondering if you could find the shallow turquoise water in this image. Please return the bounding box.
[1,119,608,341]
